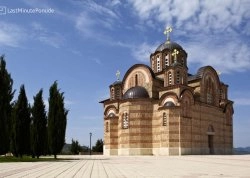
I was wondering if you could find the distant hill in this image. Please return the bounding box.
[234,147,250,154]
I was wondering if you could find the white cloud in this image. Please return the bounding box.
[107,0,121,6]
[75,12,96,38]
[233,98,250,106]
[128,0,250,73]
[0,22,26,47]
[31,22,65,48]
[74,1,120,40]
[86,0,119,19]
[128,0,250,33]
[184,37,250,73]
[131,42,159,63]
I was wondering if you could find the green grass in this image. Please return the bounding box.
[0,156,75,163]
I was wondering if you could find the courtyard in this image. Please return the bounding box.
[0,155,250,177]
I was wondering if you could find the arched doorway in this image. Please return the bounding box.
[207,125,215,154]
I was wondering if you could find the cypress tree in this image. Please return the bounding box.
[48,81,68,159]
[11,85,31,157]
[31,89,47,158]
[0,56,14,155]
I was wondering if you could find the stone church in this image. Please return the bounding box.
[100,28,233,155]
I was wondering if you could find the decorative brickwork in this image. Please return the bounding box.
[100,37,233,156]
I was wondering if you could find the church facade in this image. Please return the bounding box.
[100,30,233,155]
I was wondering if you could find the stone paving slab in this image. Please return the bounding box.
[0,155,250,177]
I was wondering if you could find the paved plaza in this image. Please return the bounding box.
[0,155,250,177]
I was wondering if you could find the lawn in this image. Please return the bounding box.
[0,156,74,163]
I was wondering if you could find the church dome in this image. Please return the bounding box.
[123,86,149,99]
[155,41,183,52]
[164,101,175,107]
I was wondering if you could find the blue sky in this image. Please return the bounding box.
[0,0,250,147]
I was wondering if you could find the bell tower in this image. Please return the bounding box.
[150,27,188,87]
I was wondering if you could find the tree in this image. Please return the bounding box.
[31,89,47,158]
[92,139,103,152]
[48,81,68,159]
[11,85,31,157]
[0,56,14,155]
[70,139,82,155]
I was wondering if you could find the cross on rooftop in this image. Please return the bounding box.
[164,27,172,43]
[116,70,120,81]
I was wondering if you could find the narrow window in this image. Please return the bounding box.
[157,56,160,72]
[168,72,172,85]
[111,88,114,100]
[135,74,138,86]
[176,71,180,84]
[106,122,109,132]
[115,88,120,99]
[206,78,214,104]
[165,55,169,67]
[181,57,185,65]
[163,113,167,126]
[123,113,129,129]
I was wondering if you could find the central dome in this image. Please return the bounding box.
[155,41,183,52]
[123,86,149,99]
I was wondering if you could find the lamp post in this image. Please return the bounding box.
[89,132,92,155]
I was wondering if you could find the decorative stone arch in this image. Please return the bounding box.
[180,89,194,117]
[123,64,155,95]
[198,66,220,106]
[104,105,118,117]
[159,92,179,106]
[180,89,194,104]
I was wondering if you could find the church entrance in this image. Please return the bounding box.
[208,135,214,154]
[207,125,215,154]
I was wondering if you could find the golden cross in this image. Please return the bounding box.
[116,70,120,81]
[164,27,172,42]
[172,49,179,63]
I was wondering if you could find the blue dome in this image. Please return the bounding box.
[123,86,149,99]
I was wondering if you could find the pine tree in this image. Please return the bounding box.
[0,56,14,155]
[70,139,82,155]
[92,139,103,152]
[31,89,47,158]
[48,81,68,159]
[11,85,31,157]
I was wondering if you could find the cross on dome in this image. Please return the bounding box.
[116,70,121,81]
[172,49,179,63]
[164,27,172,43]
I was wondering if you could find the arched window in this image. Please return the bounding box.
[105,122,109,132]
[176,71,180,84]
[122,113,129,129]
[163,112,167,126]
[135,74,138,86]
[115,88,120,99]
[206,78,214,104]
[168,72,172,85]
[165,55,169,67]
[111,88,114,100]
[181,57,185,66]
[157,56,160,72]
